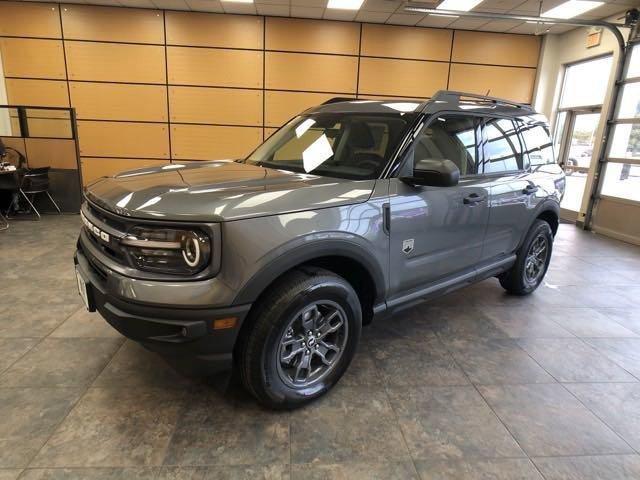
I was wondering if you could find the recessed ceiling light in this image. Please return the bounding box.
[436,0,485,12]
[327,0,365,10]
[221,0,253,3]
[542,0,603,19]
[430,13,459,18]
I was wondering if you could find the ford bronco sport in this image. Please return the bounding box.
[75,91,564,408]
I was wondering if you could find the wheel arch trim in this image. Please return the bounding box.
[232,239,387,306]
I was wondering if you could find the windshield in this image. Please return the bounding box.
[244,112,416,180]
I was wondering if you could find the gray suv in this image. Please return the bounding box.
[74,91,565,408]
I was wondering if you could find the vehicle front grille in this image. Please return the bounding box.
[81,200,132,268]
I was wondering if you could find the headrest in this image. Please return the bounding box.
[348,122,375,149]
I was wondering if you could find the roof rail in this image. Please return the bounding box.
[431,90,530,110]
[322,97,358,105]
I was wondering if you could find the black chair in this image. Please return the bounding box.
[10,167,61,219]
[0,138,61,220]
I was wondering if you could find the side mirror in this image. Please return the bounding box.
[402,159,460,187]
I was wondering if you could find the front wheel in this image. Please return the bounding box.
[239,268,361,409]
[499,219,553,295]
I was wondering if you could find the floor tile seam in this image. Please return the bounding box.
[557,381,639,456]
[23,338,129,469]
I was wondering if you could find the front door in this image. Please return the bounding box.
[387,114,490,304]
[557,111,601,219]
[480,117,536,261]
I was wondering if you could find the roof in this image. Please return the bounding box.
[307,90,537,118]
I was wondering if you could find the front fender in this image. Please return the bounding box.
[232,236,387,306]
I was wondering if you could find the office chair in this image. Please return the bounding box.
[6,167,62,219]
[0,139,61,220]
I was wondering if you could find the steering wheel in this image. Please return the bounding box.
[353,156,381,171]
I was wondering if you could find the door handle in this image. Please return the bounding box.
[523,184,539,195]
[463,193,486,205]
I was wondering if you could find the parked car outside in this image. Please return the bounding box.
[75,91,565,408]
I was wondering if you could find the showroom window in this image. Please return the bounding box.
[554,54,613,217]
[600,43,640,202]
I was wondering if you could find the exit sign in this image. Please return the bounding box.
[587,29,602,48]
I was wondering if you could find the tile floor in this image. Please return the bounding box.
[1,215,640,479]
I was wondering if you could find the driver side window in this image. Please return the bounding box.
[409,115,480,176]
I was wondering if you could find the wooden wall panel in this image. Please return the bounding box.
[266,52,358,93]
[359,57,448,98]
[266,18,359,55]
[5,79,69,107]
[25,138,77,169]
[169,87,262,125]
[0,137,26,159]
[452,31,541,68]
[0,2,61,38]
[61,5,164,44]
[265,91,334,127]
[0,38,66,79]
[264,128,278,139]
[78,121,170,158]
[27,118,72,138]
[70,82,168,121]
[9,117,20,136]
[65,41,166,83]
[171,125,262,160]
[166,11,263,49]
[81,157,167,185]
[167,47,263,88]
[448,63,536,103]
[0,2,544,174]
[361,24,452,61]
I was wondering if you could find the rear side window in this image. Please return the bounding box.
[409,115,480,176]
[520,123,555,166]
[480,118,525,173]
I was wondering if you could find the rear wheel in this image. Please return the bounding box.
[239,268,361,409]
[499,219,553,295]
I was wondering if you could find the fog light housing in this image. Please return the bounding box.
[121,227,211,275]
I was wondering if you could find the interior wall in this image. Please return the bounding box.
[0,1,542,185]
[533,21,640,245]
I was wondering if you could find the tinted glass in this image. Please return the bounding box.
[244,113,414,180]
[481,118,524,173]
[520,123,555,166]
[410,115,479,176]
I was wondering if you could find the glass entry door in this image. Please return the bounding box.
[553,54,613,222]
[559,112,601,215]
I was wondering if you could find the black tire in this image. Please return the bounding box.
[499,219,553,295]
[239,267,362,409]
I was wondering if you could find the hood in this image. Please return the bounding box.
[85,160,376,222]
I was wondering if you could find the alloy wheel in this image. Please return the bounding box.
[276,301,348,388]
[524,233,549,285]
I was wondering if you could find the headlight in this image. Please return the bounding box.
[120,227,211,275]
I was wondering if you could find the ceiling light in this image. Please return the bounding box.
[327,0,365,10]
[542,0,603,19]
[436,0,485,12]
[221,0,253,3]
[430,13,459,18]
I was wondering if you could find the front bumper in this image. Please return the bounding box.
[74,247,251,376]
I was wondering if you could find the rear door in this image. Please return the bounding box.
[387,114,491,303]
[480,117,536,261]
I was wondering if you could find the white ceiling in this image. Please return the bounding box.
[17,0,640,34]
